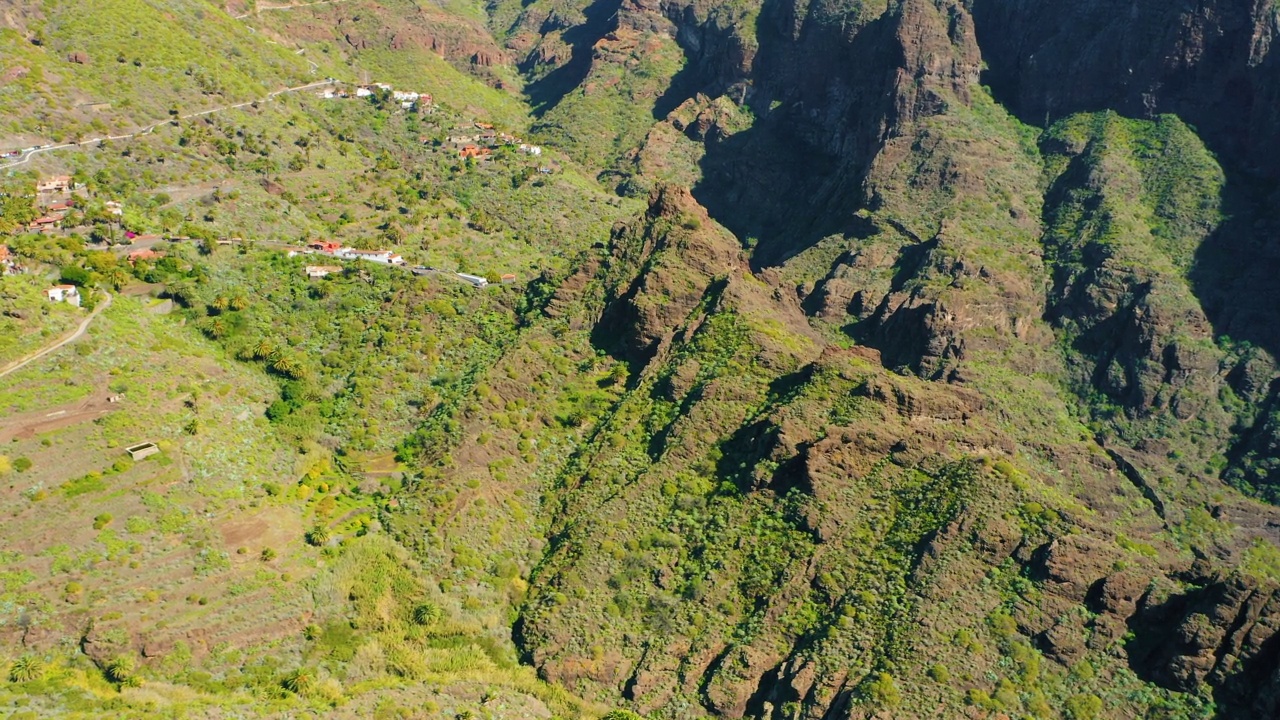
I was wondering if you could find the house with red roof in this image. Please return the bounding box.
[307,240,343,254]
[29,215,63,230]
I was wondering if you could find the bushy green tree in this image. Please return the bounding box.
[60,265,92,287]
[866,672,901,707]
[1066,694,1103,720]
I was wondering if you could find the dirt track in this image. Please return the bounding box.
[0,293,112,380]
[0,390,118,442]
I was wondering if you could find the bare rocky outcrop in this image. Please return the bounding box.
[593,184,750,363]
[1131,574,1280,714]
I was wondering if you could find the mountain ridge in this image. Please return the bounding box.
[5,0,1280,717]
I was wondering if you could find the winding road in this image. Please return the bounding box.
[0,79,336,172]
[0,293,112,381]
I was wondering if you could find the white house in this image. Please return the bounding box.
[356,83,392,98]
[337,248,405,265]
[519,144,543,157]
[457,273,489,288]
[45,284,81,307]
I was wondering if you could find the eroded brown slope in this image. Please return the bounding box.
[457,0,1280,717]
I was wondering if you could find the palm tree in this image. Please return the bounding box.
[254,339,278,360]
[106,655,138,685]
[305,525,331,547]
[282,667,314,695]
[105,267,129,290]
[412,602,441,627]
[271,355,305,379]
[201,317,226,339]
[8,655,44,682]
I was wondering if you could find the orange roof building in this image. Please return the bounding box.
[307,240,343,254]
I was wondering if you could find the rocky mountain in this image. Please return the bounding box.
[6,0,1280,717]
[464,0,1280,717]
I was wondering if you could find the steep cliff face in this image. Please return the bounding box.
[591,185,751,363]
[972,0,1280,177]
[693,0,986,265]
[1033,113,1246,500]
[252,0,513,81]
[477,0,1280,716]
[969,2,1280,451]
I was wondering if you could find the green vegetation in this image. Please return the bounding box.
[0,0,318,139]
[1,0,1278,718]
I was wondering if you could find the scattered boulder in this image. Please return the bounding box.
[0,66,30,85]
[141,636,174,658]
[81,623,134,666]
[1089,570,1150,618]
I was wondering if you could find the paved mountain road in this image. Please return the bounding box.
[0,80,336,171]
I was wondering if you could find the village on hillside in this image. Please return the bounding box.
[318,82,549,167]
[3,168,520,307]
[0,76,551,306]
